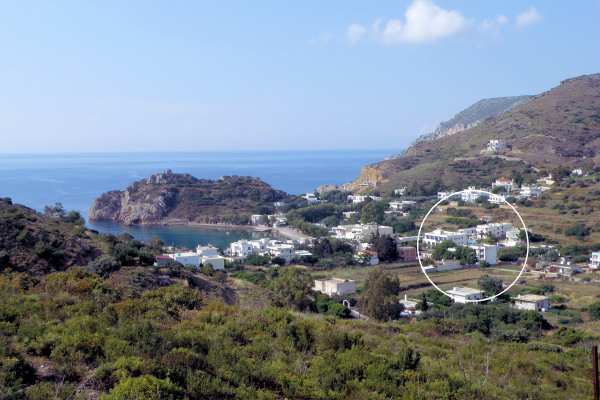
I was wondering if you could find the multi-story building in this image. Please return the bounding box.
[331,223,393,241]
[266,242,295,263]
[476,222,514,239]
[492,178,514,193]
[422,229,468,247]
[469,244,497,265]
[520,185,542,197]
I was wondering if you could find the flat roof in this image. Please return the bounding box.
[515,294,549,302]
[447,287,483,296]
[315,278,354,284]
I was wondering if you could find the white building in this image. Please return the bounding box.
[389,200,417,210]
[435,259,462,271]
[572,169,583,176]
[423,229,468,247]
[437,191,453,201]
[251,215,263,225]
[331,223,393,241]
[305,193,319,203]
[469,244,497,265]
[202,255,225,270]
[166,252,200,267]
[400,294,421,316]
[520,185,542,197]
[461,187,483,203]
[347,195,381,204]
[492,178,514,193]
[505,229,522,241]
[514,294,550,312]
[446,287,484,303]
[394,187,407,196]
[266,242,295,263]
[313,278,356,297]
[458,227,477,237]
[476,222,514,239]
[589,252,600,269]
[487,139,507,153]
[488,194,506,204]
[227,238,273,257]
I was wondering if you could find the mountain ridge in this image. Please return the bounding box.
[350,74,600,192]
[385,95,533,160]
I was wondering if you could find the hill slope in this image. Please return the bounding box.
[352,74,600,192]
[89,170,291,225]
[0,198,101,274]
[386,95,532,160]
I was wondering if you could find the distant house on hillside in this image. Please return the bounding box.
[487,139,507,153]
[492,178,514,193]
[358,250,379,265]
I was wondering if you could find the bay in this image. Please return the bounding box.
[0,150,389,247]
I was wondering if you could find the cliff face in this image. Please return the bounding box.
[88,170,291,225]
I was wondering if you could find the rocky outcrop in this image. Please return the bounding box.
[89,170,291,226]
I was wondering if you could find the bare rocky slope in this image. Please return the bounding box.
[351,74,600,192]
[88,170,291,225]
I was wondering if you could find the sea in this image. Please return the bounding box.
[0,150,390,249]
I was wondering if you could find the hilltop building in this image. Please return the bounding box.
[487,139,507,153]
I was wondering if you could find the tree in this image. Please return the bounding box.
[479,260,490,269]
[85,256,121,277]
[313,238,333,258]
[361,267,403,321]
[589,302,600,320]
[370,235,398,262]
[361,202,386,224]
[420,293,428,311]
[271,256,286,266]
[270,267,314,311]
[477,274,502,294]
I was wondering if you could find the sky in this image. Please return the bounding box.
[1,1,599,154]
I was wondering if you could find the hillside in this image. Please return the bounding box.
[0,198,101,275]
[88,170,291,225]
[385,95,532,160]
[352,74,600,192]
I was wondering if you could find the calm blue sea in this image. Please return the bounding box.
[0,150,389,249]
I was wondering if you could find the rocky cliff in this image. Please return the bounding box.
[88,170,291,225]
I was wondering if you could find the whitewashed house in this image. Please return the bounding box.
[266,242,295,263]
[435,259,462,271]
[514,294,550,312]
[313,278,356,297]
[447,287,484,303]
[305,193,319,203]
[487,139,507,153]
[520,185,542,197]
[166,252,200,267]
[492,178,514,193]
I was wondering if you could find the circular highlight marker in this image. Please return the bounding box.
[416,189,529,303]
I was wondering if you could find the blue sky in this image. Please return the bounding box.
[1,1,599,153]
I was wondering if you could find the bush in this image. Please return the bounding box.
[564,223,590,238]
[85,256,121,277]
[589,302,600,320]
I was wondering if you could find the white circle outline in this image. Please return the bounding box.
[417,189,529,303]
